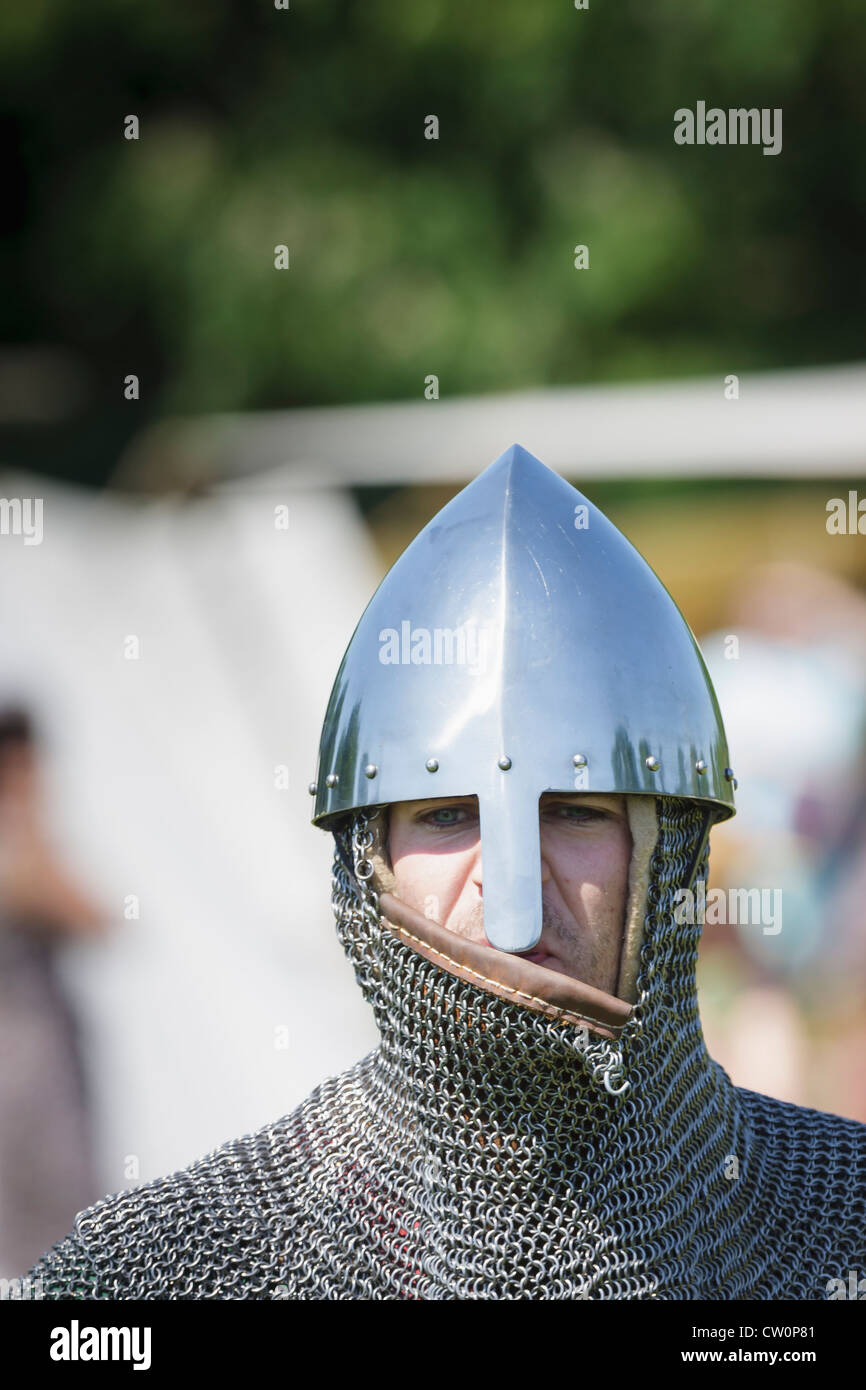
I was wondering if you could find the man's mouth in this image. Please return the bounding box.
[516,947,556,967]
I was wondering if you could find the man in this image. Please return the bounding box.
[5,444,865,1299]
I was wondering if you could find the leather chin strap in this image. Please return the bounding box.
[364,797,659,1042]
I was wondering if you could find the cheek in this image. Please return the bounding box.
[390,847,476,919]
[551,830,632,911]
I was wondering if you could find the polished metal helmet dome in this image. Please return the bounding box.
[311,443,735,953]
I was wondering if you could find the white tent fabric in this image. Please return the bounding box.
[118,362,866,489]
[0,469,379,1194]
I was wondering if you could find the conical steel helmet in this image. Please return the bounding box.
[312,444,736,953]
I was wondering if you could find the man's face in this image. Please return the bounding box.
[387,793,632,994]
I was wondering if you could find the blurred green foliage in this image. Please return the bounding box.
[1,0,865,481]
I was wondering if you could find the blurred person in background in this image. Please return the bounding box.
[700,564,866,1118]
[0,707,106,1276]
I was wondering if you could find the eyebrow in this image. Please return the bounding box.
[415,797,477,808]
[540,794,624,811]
[409,797,478,814]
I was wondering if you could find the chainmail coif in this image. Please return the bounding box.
[6,797,866,1300]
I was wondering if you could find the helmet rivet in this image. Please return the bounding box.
[498,755,512,771]
[724,767,736,782]
[364,764,378,779]
[572,754,587,768]
[695,759,707,774]
[325,773,339,789]
[425,757,439,773]
[645,755,660,772]
[308,782,317,796]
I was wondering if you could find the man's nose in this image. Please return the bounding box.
[470,843,483,891]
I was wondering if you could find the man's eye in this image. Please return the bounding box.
[547,804,606,822]
[422,806,471,826]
